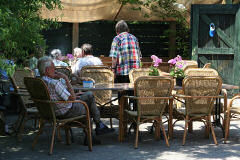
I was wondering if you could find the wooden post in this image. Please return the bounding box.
[72,23,79,52]
[168,21,176,59]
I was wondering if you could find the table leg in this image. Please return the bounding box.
[168,98,173,139]
[118,91,128,142]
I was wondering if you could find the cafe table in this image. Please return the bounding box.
[73,83,239,142]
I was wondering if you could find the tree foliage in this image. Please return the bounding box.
[0,0,61,63]
[119,0,190,58]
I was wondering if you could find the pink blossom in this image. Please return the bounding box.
[176,63,183,69]
[168,59,176,65]
[67,54,74,60]
[151,55,162,67]
[174,55,182,62]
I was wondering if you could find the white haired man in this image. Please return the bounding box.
[37,56,114,138]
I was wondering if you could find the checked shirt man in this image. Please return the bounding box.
[109,20,141,83]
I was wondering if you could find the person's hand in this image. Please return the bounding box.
[54,71,68,80]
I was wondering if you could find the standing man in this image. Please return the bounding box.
[109,20,141,83]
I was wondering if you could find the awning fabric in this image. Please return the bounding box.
[40,0,239,23]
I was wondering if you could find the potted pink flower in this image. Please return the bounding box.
[168,55,185,85]
[149,55,162,76]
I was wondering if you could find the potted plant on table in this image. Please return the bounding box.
[168,55,185,86]
[149,55,162,76]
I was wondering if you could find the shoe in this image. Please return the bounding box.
[95,122,115,135]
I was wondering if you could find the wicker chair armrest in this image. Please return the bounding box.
[124,95,173,100]
[32,99,90,117]
[221,89,228,112]
[226,94,240,113]
[174,94,224,99]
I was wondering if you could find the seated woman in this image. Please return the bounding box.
[50,49,68,67]
[71,47,83,74]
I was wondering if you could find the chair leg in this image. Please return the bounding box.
[86,117,92,151]
[32,120,45,149]
[110,118,113,128]
[208,116,217,145]
[49,123,56,155]
[205,116,210,138]
[57,128,62,142]
[17,112,27,141]
[134,117,140,149]
[154,120,160,140]
[65,127,71,145]
[224,113,231,143]
[183,116,189,145]
[160,119,169,147]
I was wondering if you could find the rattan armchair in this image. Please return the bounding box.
[125,76,174,148]
[184,68,218,77]
[10,68,38,141]
[55,66,72,79]
[81,68,118,128]
[174,76,222,145]
[129,68,161,84]
[224,94,240,143]
[24,77,92,155]
[203,63,211,68]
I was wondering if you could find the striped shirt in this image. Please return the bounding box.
[42,76,72,116]
[109,32,141,75]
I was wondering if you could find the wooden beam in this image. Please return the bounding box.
[168,21,176,59]
[72,23,79,52]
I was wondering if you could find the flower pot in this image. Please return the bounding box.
[176,77,184,86]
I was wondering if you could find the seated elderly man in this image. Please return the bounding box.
[50,49,68,67]
[73,44,103,76]
[37,56,114,137]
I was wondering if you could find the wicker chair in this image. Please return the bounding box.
[182,60,198,72]
[10,68,39,141]
[185,68,218,77]
[203,63,211,68]
[174,76,222,145]
[81,68,118,128]
[129,68,161,84]
[224,94,240,143]
[55,66,72,79]
[24,77,92,155]
[125,76,174,148]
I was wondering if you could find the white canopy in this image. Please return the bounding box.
[40,0,239,23]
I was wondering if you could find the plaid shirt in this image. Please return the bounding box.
[109,32,141,75]
[42,76,72,116]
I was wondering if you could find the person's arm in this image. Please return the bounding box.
[54,71,76,100]
[112,57,117,72]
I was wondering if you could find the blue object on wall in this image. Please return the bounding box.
[209,23,215,37]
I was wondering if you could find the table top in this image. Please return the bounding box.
[73,82,239,91]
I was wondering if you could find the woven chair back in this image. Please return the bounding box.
[134,76,174,116]
[11,68,35,91]
[185,68,218,77]
[202,63,211,68]
[81,65,110,70]
[55,66,72,79]
[24,77,56,121]
[81,69,114,105]
[129,68,161,84]
[183,76,222,116]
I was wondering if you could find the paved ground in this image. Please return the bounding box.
[1,114,240,160]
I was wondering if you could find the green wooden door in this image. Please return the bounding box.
[191,4,240,85]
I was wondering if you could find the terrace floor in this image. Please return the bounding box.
[1,114,240,160]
